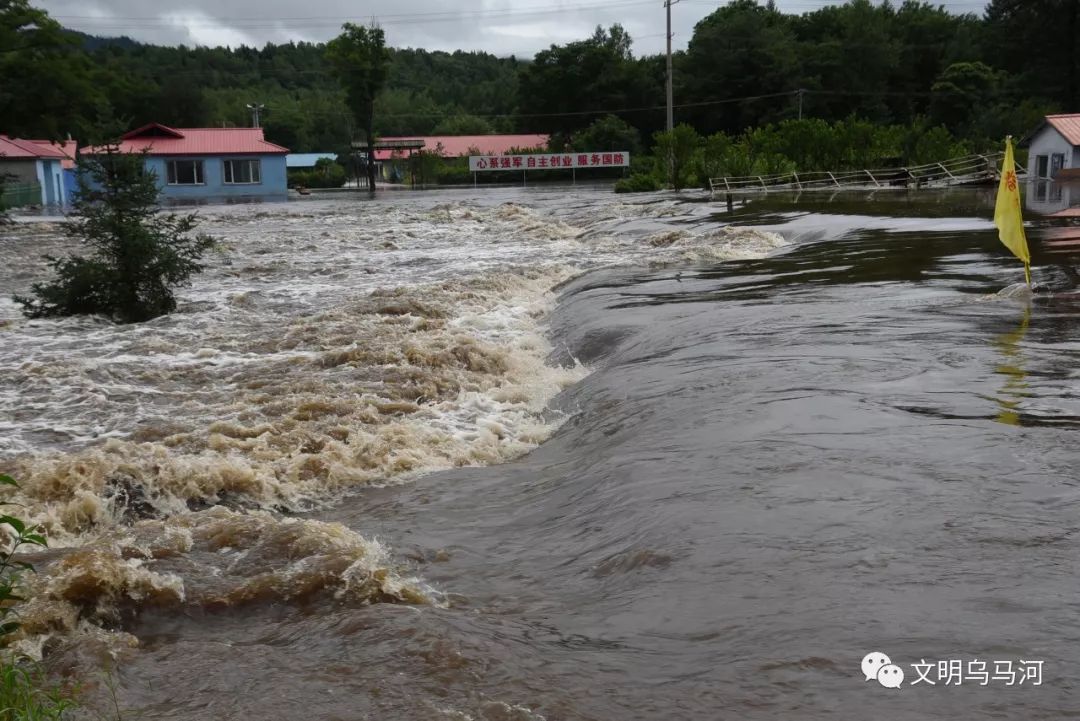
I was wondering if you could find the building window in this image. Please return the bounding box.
[1036,180,1048,202]
[223,159,261,184]
[167,159,203,185]
[1035,155,1049,179]
[1051,153,1065,178]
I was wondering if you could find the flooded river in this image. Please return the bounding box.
[2,187,1079,719]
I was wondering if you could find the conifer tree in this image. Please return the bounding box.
[15,147,214,323]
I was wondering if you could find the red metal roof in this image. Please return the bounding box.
[0,135,68,160]
[89,123,288,156]
[1046,114,1080,146]
[28,139,76,169]
[374,134,549,161]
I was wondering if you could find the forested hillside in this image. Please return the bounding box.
[1,0,1076,155]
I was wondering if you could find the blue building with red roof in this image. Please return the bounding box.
[0,135,71,208]
[92,123,290,204]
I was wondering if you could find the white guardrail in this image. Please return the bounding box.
[709,152,1022,195]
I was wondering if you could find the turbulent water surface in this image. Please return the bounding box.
[2,186,1080,720]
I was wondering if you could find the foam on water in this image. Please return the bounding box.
[12,506,436,659]
[0,193,788,653]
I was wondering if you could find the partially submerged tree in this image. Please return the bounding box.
[653,124,701,191]
[411,143,444,188]
[326,23,390,194]
[15,147,214,323]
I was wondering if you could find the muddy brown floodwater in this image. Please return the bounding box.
[2,186,1080,720]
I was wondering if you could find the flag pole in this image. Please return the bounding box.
[994,135,1032,290]
[1006,135,1031,290]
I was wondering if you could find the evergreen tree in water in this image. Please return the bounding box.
[15,147,214,323]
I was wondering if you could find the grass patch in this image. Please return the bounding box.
[0,662,73,720]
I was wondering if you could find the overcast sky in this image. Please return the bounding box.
[35,0,990,58]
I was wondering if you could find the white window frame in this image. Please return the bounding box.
[223,158,262,185]
[166,159,204,185]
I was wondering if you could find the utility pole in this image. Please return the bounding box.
[246,103,265,128]
[666,0,676,134]
[665,0,680,186]
[797,88,805,121]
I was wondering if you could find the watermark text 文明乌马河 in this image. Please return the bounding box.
[861,651,1043,690]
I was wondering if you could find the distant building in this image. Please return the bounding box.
[36,139,79,202]
[1021,114,1080,216]
[285,153,338,169]
[374,134,549,162]
[89,123,289,204]
[369,134,549,183]
[1023,114,1080,180]
[0,135,70,208]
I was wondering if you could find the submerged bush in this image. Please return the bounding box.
[15,146,214,323]
[653,124,701,190]
[289,158,347,189]
[614,173,662,193]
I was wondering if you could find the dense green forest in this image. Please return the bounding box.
[1,0,1076,159]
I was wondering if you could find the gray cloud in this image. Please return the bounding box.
[35,0,989,58]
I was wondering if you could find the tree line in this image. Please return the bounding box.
[2,0,1076,160]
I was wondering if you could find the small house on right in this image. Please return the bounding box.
[1023,114,1080,180]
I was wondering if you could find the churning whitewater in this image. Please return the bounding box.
[0,191,786,657]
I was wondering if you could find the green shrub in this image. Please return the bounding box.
[652,124,701,190]
[0,475,72,719]
[0,474,47,642]
[288,158,347,189]
[614,173,662,193]
[0,663,72,720]
[411,148,442,187]
[14,147,214,323]
[436,160,472,185]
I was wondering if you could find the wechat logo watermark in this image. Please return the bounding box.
[862,652,905,689]
[862,651,1043,689]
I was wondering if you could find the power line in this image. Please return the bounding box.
[53,0,652,23]
[50,0,658,29]
[203,90,801,125]
[51,0,994,31]
[54,0,992,25]
[684,0,989,7]
[234,86,974,123]
[219,90,800,122]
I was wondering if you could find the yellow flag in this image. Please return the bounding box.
[993,136,1031,286]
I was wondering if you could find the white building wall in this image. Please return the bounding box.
[45,160,65,206]
[33,160,47,205]
[1027,125,1076,178]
